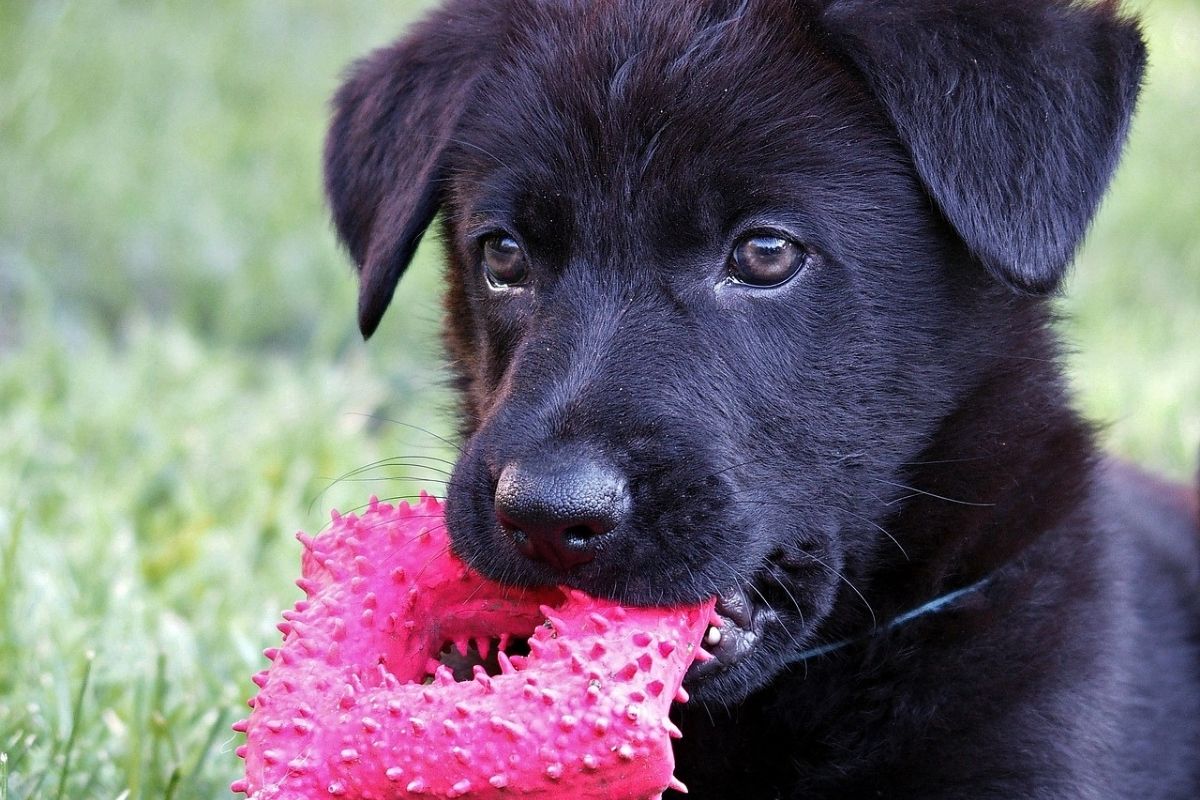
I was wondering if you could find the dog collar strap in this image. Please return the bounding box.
[787,576,993,664]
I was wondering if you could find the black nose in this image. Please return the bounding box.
[494,454,630,571]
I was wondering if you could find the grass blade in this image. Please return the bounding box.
[182,708,229,790]
[162,765,181,800]
[53,650,94,800]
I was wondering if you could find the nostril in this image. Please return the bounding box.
[563,522,606,546]
[493,453,630,570]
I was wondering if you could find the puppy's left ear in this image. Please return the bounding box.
[819,0,1146,293]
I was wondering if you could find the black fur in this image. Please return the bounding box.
[325,1,1200,796]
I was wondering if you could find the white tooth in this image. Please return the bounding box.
[705,625,722,647]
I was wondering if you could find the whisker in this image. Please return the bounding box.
[412,542,454,583]
[742,579,800,651]
[834,506,909,561]
[872,478,995,508]
[793,550,877,629]
[319,476,470,489]
[899,455,992,466]
[308,457,457,512]
[718,497,910,562]
[651,455,777,502]
[344,413,465,454]
[763,569,806,630]
[333,457,457,478]
[334,458,453,479]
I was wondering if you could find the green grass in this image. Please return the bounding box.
[1062,0,1200,471]
[0,1,1197,798]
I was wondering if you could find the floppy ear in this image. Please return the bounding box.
[325,1,509,338]
[819,0,1146,293]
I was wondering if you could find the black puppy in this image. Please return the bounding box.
[324,1,1200,796]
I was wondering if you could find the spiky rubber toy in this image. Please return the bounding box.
[232,494,717,800]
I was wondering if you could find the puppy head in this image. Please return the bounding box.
[325,0,1144,701]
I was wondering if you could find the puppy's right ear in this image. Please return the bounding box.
[325,2,507,338]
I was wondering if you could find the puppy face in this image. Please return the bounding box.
[325,0,1145,701]
[438,4,983,702]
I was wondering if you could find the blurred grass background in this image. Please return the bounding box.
[0,1,1196,798]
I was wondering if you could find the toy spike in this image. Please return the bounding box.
[474,636,491,660]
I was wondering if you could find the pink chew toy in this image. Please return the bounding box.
[232,493,717,800]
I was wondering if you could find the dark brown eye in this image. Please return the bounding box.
[729,234,807,287]
[483,235,528,287]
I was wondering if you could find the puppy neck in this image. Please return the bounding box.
[874,326,1097,613]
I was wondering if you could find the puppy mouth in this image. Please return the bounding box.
[685,583,777,684]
